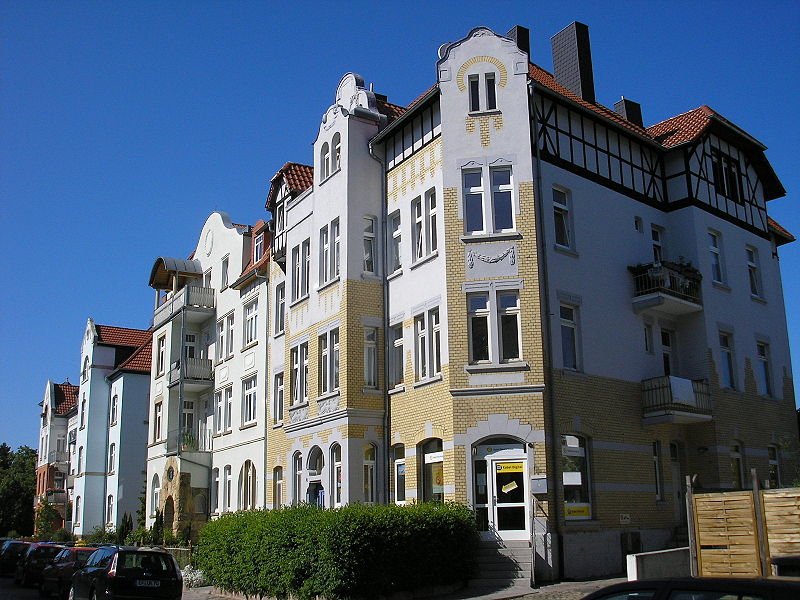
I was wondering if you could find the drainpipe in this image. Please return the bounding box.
[102,375,112,531]
[528,79,563,580]
[252,271,271,509]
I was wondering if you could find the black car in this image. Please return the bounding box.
[40,546,98,598]
[14,542,63,586]
[69,546,182,600]
[0,540,30,576]
[580,577,800,600]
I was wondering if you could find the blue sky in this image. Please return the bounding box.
[1,2,798,450]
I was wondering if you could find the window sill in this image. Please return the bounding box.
[468,109,502,117]
[712,281,731,292]
[553,244,579,258]
[239,422,257,431]
[562,367,586,377]
[317,277,341,293]
[387,269,403,282]
[412,374,443,389]
[274,330,285,340]
[272,422,284,429]
[289,295,309,309]
[410,250,439,270]
[318,167,341,187]
[317,391,340,403]
[241,340,258,352]
[461,231,522,243]
[289,401,309,411]
[388,385,406,396]
[465,361,529,374]
[751,294,767,305]
[362,387,383,396]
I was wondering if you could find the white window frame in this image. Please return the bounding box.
[106,495,114,525]
[389,210,402,273]
[211,468,219,513]
[224,386,232,431]
[393,445,406,505]
[490,168,514,232]
[214,389,223,434]
[291,342,309,405]
[254,233,264,262]
[292,452,303,505]
[553,187,572,249]
[109,394,118,425]
[468,289,522,365]
[746,245,762,298]
[108,443,115,473]
[319,329,340,395]
[320,142,330,180]
[332,133,341,172]
[651,226,664,264]
[708,230,725,284]
[221,255,229,290]
[497,291,521,362]
[291,245,301,301]
[216,319,225,362]
[153,403,163,441]
[157,336,166,376]
[273,372,284,424]
[363,216,376,274]
[389,324,404,388]
[364,327,378,389]
[319,224,330,285]
[302,239,310,296]
[363,444,376,504]
[331,444,343,508]
[414,308,441,380]
[244,299,258,346]
[226,313,235,359]
[412,196,424,261]
[273,467,283,509]
[560,304,580,371]
[77,446,84,475]
[274,282,285,335]
[242,375,257,425]
[463,170,484,234]
[223,465,232,512]
[468,74,480,112]
[332,218,340,278]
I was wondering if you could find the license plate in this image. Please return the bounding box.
[136,579,161,587]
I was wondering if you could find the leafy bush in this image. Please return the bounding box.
[50,528,74,543]
[83,526,117,545]
[125,526,153,546]
[196,503,478,600]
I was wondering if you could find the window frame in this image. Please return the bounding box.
[254,233,264,263]
[730,442,745,489]
[746,245,762,298]
[244,299,258,346]
[389,323,404,388]
[108,443,115,473]
[562,434,592,520]
[242,375,257,426]
[364,327,378,389]
[463,169,485,234]
[708,230,725,284]
[363,216,377,274]
[273,466,283,509]
[290,342,309,405]
[318,329,340,395]
[719,331,736,389]
[652,441,663,501]
[393,444,406,505]
[157,336,166,376]
[560,303,580,371]
[274,283,285,335]
[553,187,572,249]
[490,167,514,232]
[389,210,402,273]
[756,341,772,397]
[363,444,377,504]
[331,444,343,508]
[221,255,230,290]
[768,446,781,488]
[273,372,284,424]
[153,403,163,441]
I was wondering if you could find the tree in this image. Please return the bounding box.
[0,445,37,536]
[136,484,147,529]
[35,498,60,539]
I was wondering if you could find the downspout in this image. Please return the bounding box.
[528,79,563,579]
[252,271,270,509]
[102,374,112,531]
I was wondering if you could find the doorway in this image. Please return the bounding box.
[473,439,529,541]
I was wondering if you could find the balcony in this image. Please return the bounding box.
[47,450,69,464]
[36,489,69,505]
[642,376,712,425]
[629,261,703,316]
[153,285,215,329]
[168,357,213,391]
[165,427,212,455]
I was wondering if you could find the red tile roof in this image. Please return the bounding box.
[280,162,314,194]
[646,105,715,148]
[376,97,406,123]
[768,217,795,244]
[115,336,153,374]
[95,324,151,348]
[53,382,79,415]
[233,220,271,287]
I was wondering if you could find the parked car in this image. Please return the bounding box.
[40,546,98,598]
[581,577,800,600]
[69,546,182,600]
[0,540,30,576]
[14,542,64,586]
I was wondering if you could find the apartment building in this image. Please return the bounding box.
[35,380,78,530]
[145,213,269,537]
[72,319,151,536]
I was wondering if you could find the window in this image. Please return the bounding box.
[498,292,520,362]
[238,460,256,510]
[214,387,232,432]
[214,389,223,433]
[242,376,257,425]
[332,133,341,171]
[364,327,378,389]
[226,314,234,359]
[415,313,427,379]
[151,474,160,515]
[292,452,303,505]
[468,293,490,363]
[244,300,258,346]
[711,148,743,202]
[768,446,781,488]
[221,255,229,289]
[661,329,675,376]
[634,216,643,233]
[560,304,579,370]
[331,444,342,507]
[153,403,163,441]
[319,225,330,285]
[468,72,496,112]
[331,219,340,278]
[363,444,376,504]
[274,203,285,236]
[389,211,402,273]
[320,142,330,180]
[110,394,118,425]
[157,336,166,375]
[420,439,444,503]
[291,240,310,301]
[708,231,725,284]
[393,445,406,505]
[389,324,404,388]
[490,168,513,232]
[719,331,736,389]
[463,170,484,233]
[291,342,309,405]
[80,395,86,428]
[108,443,115,473]
[756,342,772,396]
[562,435,591,520]
[468,75,480,112]
[318,329,339,395]
[412,196,424,261]
[302,240,310,295]
[274,283,285,335]
[292,245,301,301]
[106,495,114,525]
[203,268,212,288]
[75,496,81,524]
[77,446,83,475]
[254,233,264,262]
[363,217,376,274]
[652,441,663,500]
[223,465,232,511]
[225,387,232,431]
[273,372,284,424]
[273,467,283,509]
[211,468,219,513]
[644,323,653,354]
[746,246,762,298]
[413,308,440,380]
[82,356,89,381]
[553,188,572,248]
[651,226,664,264]
[485,73,497,110]
[184,334,196,359]
[216,320,225,362]
[730,443,745,489]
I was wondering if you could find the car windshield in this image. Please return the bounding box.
[117,552,175,576]
[36,546,61,559]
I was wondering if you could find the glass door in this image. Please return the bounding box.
[490,458,528,540]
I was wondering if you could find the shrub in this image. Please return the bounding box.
[196,503,478,600]
[83,526,117,545]
[125,526,153,546]
[50,528,74,543]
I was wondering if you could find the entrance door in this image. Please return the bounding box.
[474,443,529,541]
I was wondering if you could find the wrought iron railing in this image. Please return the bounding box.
[642,376,711,415]
[629,261,702,305]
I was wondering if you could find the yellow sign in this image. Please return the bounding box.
[496,462,523,473]
[501,481,519,494]
[564,503,591,519]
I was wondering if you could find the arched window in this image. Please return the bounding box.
[110,394,118,425]
[238,460,257,510]
[75,496,81,524]
[151,474,160,516]
[106,495,114,524]
[363,443,377,504]
[108,443,115,473]
[332,133,341,172]
[730,442,746,489]
[330,444,342,507]
[194,493,207,515]
[82,357,89,382]
[392,444,406,505]
[320,142,330,180]
[419,438,443,503]
[307,446,324,476]
[562,434,591,520]
[292,452,303,505]
[273,466,283,509]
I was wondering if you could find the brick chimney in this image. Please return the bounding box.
[551,22,595,104]
[614,97,644,127]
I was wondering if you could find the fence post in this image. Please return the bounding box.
[685,475,698,576]
[751,468,769,576]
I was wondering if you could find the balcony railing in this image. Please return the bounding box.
[153,285,215,328]
[168,357,213,388]
[272,229,287,266]
[165,427,212,454]
[642,375,712,424]
[629,261,703,315]
[48,450,69,464]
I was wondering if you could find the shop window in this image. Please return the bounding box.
[419,438,444,503]
[562,434,591,520]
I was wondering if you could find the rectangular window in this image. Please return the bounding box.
[468,293,490,363]
[223,465,232,511]
[490,168,513,231]
[394,448,406,505]
[653,441,663,500]
[427,189,438,253]
[651,226,664,264]
[712,148,743,203]
[154,403,162,441]
[661,329,674,376]
[332,218,340,278]
[415,313,428,380]
[469,75,480,112]
[364,327,378,388]
[485,73,497,110]
[746,246,762,298]
[301,239,310,296]
[553,188,571,248]
[318,329,339,395]
[214,390,223,433]
[273,372,284,424]
[414,308,441,379]
[562,435,591,520]
[719,331,736,389]
[709,231,725,283]
[412,197,424,261]
[157,336,166,375]
[644,323,653,354]
[242,376,257,425]
[430,308,441,375]
[411,189,438,262]
[275,283,285,334]
[756,342,772,396]
[363,217,376,274]
[319,225,330,285]
[389,324,404,388]
[211,469,219,513]
[244,300,258,346]
[291,245,301,301]
[497,292,520,362]
[254,233,264,262]
[216,319,225,362]
[108,443,115,473]
[389,211,402,273]
[226,314,235,359]
[291,342,309,404]
[221,255,229,289]
[560,304,579,370]
[730,443,745,489]
[463,171,484,233]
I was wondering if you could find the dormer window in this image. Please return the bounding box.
[254,233,264,262]
[332,133,341,172]
[711,148,744,203]
[468,72,498,113]
[320,143,331,180]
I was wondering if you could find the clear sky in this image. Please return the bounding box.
[1,1,798,450]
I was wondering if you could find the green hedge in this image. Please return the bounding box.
[196,503,478,599]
